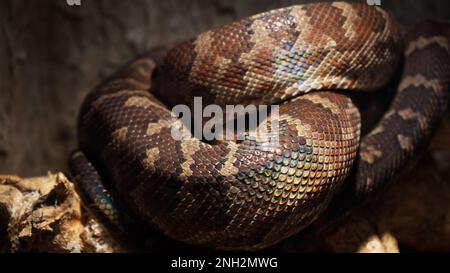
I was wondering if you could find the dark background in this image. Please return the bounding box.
[1,0,450,176]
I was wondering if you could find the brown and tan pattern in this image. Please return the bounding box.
[355,20,450,196]
[68,2,450,250]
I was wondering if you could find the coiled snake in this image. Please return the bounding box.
[69,2,450,250]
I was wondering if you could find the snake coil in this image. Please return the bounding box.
[69,2,450,250]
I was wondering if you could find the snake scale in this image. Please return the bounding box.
[69,2,450,250]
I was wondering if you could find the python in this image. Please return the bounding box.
[170,97,280,143]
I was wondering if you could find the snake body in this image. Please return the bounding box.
[69,2,450,250]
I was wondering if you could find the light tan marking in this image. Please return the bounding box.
[368,125,385,136]
[192,31,214,60]
[192,33,238,103]
[238,17,280,96]
[376,5,395,35]
[128,59,156,74]
[291,6,335,49]
[142,147,160,171]
[280,114,313,139]
[346,101,361,117]
[398,107,427,129]
[397,134,413,151]
[286,7,340,96]
[398,74,441,93]
[398,107,417,120]
[214,56,232,76]
[218,142,239,177]
[71,151,84,159]
[136,66,152,78]
[332,2,358,40]
[405,36,449,56]
[360,145,383,164]
[112,127,128,142]
[129,58,156,70]
[179,140,201,180]
[293,94,342,115]
[365,177,373,191]
[147,123,162,136]
[92,90,142,109]
[284,4,396,97]
[384,109,396,119]
[190,31,217,85]
[146,119,171,136]
[124,96,168,112]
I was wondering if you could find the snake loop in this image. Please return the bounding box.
[69,2,450,250]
